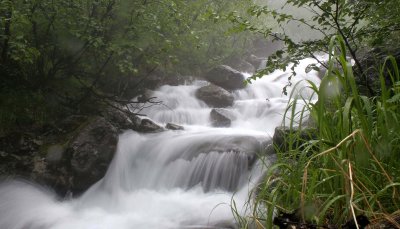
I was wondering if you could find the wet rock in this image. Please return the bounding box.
[132,117,164,133]
[305,62,327,79]
[224,56,256,73]
[210,108,236,127]
[0,133,41,176]
[144,70,187,90]
[354,48,400,96]
[165,123,184,130]
[45,144,67,166]
[316,66,327,79]
[142,70,165,90]
[136,89,154,103]
[69,117,118,193]
[102,105,134,132]
[0,114,126,196]
[203,65,246,90]
[0,133,73,195]
[103,102,164,133]
[237,61,255,74]
[195,84,234,108]
[56,115,88,133]
[179,135,269,161]
[247,54,265,70]
[251,36,284,58]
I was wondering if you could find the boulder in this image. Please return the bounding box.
[354,48,400,96]
[251,36,284,58]
[0,132,71,196]
[172,134,270,192]
[180,135,269,162]
[144,69,187,90]
[224,56,256,73]
[305,62,327,79]
[203,65,246,90]
[247,54,265,70]
[210,108,236,127]
[0,133,41,178]
[141,70,166,90]
[195,84,234,108]
[45,144,67,166]
[56,115,88,133]
[102,105,134,132]
[68,117,118,192]
[136,89,154,103]
[236,61,255,74]
[165,123,184,130]
[131,117,164,133]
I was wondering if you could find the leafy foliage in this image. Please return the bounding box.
[229,0,400,95]
[0,0,251,134]
[238,36,400,228]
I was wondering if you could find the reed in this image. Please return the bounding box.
[236,36,400,228]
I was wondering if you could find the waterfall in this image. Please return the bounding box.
[0,58,320,229]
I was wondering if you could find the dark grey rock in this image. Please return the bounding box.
[136,89,154,103]
[0,115,123,196]
[251,37,284,58]
[165,123,184,130]
[171,135,270,192]
[144,70,187,90]
[103,103,164,133]
[177,135,268,161]
[247,54,265,69]
[203,65,246,90]
[133,118,164,133]
[305,62,327,79]
[224,56,256,73]
[57,115,88,133]
[143,70,165,90]
[69,117,118,192]
[102,105,134,132]
[354,48,400,96]
[237,61,255,74]
[46,144,66,166]
[210,108,236,127]
[195,84,234,108]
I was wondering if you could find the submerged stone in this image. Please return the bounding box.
[210,108,236,127]
[165,123,184,130]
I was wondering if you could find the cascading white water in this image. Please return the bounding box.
[0,58,321,229]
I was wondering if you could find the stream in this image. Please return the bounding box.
[0,59,320,229]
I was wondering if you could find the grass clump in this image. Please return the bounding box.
[238,36,400,228]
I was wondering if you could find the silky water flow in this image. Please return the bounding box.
[0,58,321,229]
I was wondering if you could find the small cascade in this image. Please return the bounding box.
[97,130,260,193]
[0,58,321,229]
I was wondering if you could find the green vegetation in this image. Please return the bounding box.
[2,0,400,226]
[229,0,400,95]
[235,35,400,228]
[228,0,400,228]
[0,0,252,135]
